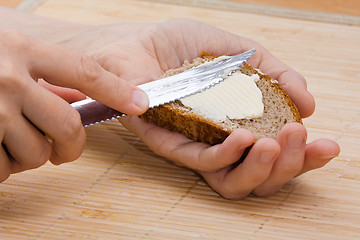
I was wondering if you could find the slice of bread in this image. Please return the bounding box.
[140,53,302,145]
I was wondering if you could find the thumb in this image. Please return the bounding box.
[29,40,149,115]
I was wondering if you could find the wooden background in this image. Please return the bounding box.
[1,0,360,239]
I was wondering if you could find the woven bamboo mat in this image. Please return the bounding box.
[1,0,360,239]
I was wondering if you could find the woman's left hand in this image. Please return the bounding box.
[48,19,340,199]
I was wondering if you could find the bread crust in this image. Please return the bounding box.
[140,55,302,145]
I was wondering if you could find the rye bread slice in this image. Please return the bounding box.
[140,53,302,145]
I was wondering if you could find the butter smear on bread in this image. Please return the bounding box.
[180,71,264,122]
[139,53,302,145]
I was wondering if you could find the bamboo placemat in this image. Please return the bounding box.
[16,0,360,25]
[151,0,360,25]
[1,0,360,239]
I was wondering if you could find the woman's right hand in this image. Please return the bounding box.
[0,30,149,182]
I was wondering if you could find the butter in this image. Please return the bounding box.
[194,56,230,68]
[180,71,264,122]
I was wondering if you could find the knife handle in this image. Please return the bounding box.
[71,98,125,127]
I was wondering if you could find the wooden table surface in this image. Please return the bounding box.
[1,0,360,239]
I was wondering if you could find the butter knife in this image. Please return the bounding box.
[71,48,255,127]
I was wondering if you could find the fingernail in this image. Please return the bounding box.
[287,131,306,149]
[132,89,149,110]
[260,151,277,163]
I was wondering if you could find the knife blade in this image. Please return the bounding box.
[71,48,255,127]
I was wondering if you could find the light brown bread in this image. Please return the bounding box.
[140,53,302,145]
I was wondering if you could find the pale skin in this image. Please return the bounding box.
[0,7,340,199]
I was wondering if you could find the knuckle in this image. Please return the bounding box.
[49,108,85,165]
[253,188,279,198]
[61,108,83,141]
[219,189,244,200]
[0,37,29,92]
[0,150,11,183]
[59,108,83,141]
[218,183,241,200]
[92,52,111,69]
[76,56,102,86]
[0,107,11,124]
[0,171,10,183]
[0,102,16,127]
[280,163,302,176]
[31,143,51,169]
[0,29,30,50]
[247,172,267,185]
[0,65,27,92]
[0,165,11,183]
[196,163,216,173]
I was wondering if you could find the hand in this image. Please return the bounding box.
[0,30,149,182]
[51,19,339,199]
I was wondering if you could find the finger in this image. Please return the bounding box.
[23,82,86,165]
[297,138,340,176]
[169,20,315,118]
[121,115,195,165]
[3,114,51,173]
[253,123,307,196]
[255,49,315,118]
[0,145,11,182]
[38,79,86,103]
[201,138,280,200]
[221,37,315,118]
[28,39,149,115]
[121,116,254,172]
[192,129,254,172]
[163,128,254,172]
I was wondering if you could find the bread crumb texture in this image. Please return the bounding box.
[140,53,302,145]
